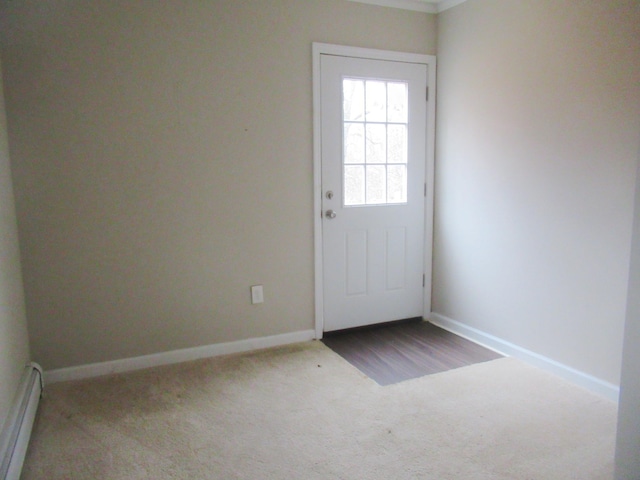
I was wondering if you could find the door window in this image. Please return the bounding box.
[343,78,408,206]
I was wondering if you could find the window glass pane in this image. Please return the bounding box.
[387,165,407,203]
[366,165,386,204]
[341,78,409,207]
[343,79,364,121]
[387,124,407,164]
[344,165,365,206]
[365,81,386,122]
[366,124,386,164]
[387,82,408,123]
[344,123,365,164]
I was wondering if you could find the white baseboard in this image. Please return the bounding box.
[0,363,43,480]
[429,313,620,402]
[45,330,316,384]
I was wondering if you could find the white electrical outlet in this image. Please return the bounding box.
[251,285,264,304]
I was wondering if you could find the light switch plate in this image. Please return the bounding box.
[251,285,264,304]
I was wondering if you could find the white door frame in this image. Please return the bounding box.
[312,42,436,339]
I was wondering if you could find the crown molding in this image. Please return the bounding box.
[347,0,468,13]
[435,0,469,13]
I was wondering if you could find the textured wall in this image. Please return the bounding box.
[0,59,30,431]
[435,0,640,385]
[0,0,436,370]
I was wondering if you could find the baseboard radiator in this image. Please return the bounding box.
[0,363,43,480]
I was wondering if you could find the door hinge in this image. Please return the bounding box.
[426,86,429,102]
[424,183,427,197]
[422,274,425,287]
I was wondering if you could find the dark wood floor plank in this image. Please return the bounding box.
[322,320,502,386]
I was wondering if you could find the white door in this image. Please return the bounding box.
[319,52,429,332]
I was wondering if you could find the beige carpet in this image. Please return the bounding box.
[23,341,617,479]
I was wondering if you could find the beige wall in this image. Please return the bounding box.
[0,0,436,370]
[615,146,640,478]
[435,0,640,385]
[0,59,30,430]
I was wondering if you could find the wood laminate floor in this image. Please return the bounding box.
[322,320,503,386]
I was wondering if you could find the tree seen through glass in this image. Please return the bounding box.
[343,78,408,206]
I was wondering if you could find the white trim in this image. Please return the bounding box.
[312,43,324,340]
[0,364,43,480]
[313,43,433,65]
[435,0,469,12]
[346,0,468,13]
[347,0,437,13]
[45,330,315,384]
[312,43,436,338]
[429,313,620,402]
[423,57,436,318]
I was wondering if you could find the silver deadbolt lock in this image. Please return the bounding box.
[325,190,334,200]
[325,209,337,219]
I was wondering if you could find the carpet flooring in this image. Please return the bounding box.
[23,341,617,479]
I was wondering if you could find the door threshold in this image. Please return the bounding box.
[323,316,423,337]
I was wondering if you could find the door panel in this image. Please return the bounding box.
[346,229,368,296]
[386,227,406,291]
[320,54,428,332]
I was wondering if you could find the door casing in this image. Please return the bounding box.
[312,43,436,339]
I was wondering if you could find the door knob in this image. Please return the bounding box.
[325,209,337,219]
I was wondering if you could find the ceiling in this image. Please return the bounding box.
[347,0,468,13]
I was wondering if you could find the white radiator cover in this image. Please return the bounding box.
[0,363,43,480]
